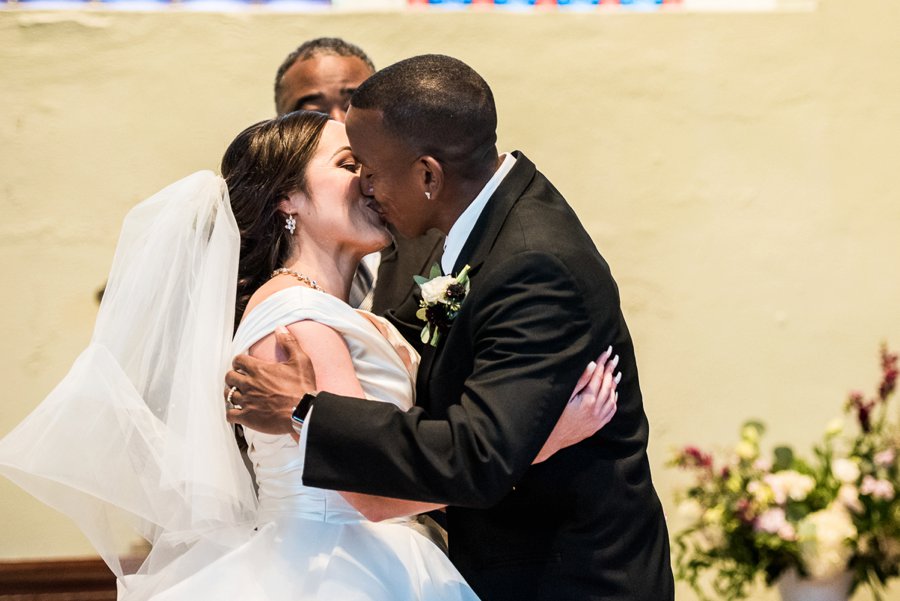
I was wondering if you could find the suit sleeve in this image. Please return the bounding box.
[302,251,618,507]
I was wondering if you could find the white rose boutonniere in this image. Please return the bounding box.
[414,263,471,347]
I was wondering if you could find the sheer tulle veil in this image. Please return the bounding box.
[0,171,257,594]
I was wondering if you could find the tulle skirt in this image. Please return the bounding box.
[120,515,479,601]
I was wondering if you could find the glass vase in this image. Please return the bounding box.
[777,569,853,601]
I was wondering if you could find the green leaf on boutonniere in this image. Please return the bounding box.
[429,263,442,279]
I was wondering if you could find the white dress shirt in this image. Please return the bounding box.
[361,251,381,281]
[440,153,517,275]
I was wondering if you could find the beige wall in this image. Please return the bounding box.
[2,1,899,598]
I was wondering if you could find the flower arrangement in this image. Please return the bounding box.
[670,345,900,600]
[415,263,471,347]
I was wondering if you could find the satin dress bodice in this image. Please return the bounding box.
[231,286,420,526]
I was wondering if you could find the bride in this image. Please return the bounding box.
[0,110,618,600]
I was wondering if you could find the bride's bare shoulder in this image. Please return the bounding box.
[249,319,365,399]
[242,278,302,320]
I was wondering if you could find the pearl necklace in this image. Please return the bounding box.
[270,268,325,293]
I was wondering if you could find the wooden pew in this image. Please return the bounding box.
[0,558,118,601]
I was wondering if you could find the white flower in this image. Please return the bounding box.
[676,499,704,524]
[755,508,785,533]
[797,504,857,579]
[747,480,763,496]
[838,484,863,513]
[748,480,774,505]
[764,471,816,504]
[755,508,796,540]
[779,522,798,541]
[832,458,861,484]
[874,448,896,468]
[753,457,773,472]
[419,275,455,304]
[860,475,895,501]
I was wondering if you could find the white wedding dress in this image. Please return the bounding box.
[0,171,478,601]
[141,288,477,601]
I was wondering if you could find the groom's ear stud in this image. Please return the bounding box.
[425,192,432,200]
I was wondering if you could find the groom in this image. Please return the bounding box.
[228,55,673,600]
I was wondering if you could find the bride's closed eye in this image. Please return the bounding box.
[340,160,361,174]
[334,150,360,174]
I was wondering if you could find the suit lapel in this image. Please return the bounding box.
[450,152,536,278]
[373,228,444,324]
[418,152,537,403]
[415,343,437,408]
[379,238,399,265]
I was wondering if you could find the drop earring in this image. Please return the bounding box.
[285,214,297,235]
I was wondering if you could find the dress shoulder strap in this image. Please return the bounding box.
[232,286,365,355]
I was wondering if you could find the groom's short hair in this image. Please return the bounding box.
[351,54,498,181]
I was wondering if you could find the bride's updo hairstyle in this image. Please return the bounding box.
[221,110,330,331]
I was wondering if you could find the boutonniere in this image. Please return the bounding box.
[414,263,471,347]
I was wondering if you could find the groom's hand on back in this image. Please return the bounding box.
[224,325,317,435]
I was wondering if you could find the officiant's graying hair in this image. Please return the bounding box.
[220,111,330,331]
[351,54,498,181]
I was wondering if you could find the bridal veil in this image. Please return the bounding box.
[0,171,257,593]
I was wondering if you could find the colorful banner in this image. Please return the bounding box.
[0,0,811,10]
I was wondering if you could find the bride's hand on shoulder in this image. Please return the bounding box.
[532,347,619,464]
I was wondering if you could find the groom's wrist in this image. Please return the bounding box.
[291,392,317,436]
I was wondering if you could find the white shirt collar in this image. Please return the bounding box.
[441,153,517,275]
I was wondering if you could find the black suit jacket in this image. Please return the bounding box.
[304,153,674,601]
[371,227,444,350]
